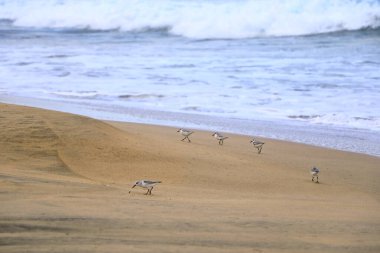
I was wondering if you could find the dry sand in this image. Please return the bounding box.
[0,103,379,253]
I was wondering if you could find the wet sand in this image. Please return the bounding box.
[1,103,379,253]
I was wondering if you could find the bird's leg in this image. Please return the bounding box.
[187,137,191,142]
[181,137,186,141]
[316,176,319,183]
[145,189,149,195]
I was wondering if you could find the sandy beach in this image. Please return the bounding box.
[0,102,379,253]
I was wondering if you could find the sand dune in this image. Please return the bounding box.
[1,103,379,253]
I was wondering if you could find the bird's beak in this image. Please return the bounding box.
[132,185,136,188]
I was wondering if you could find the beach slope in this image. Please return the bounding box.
[0,103,379,253]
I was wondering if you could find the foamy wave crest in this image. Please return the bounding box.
[1,0,380,38]
[48,90,100,99]
[309,114,380,131]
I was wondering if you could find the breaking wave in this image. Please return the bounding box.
[1,0,380,39]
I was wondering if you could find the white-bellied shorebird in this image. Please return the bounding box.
[250,138,264,154]
[212,132,228,145]
[310,167,320,183]
[177,128,193,142]
[130,180,162,195]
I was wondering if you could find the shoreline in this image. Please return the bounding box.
[1,102,379,252]
[1,95,379,157]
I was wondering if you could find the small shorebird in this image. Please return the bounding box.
[212,132,228,145]
[130,180,162,195]
[310,167,320,183]
[177,128,193,142]
[250,138,264,154]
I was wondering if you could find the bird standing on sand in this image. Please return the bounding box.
[310,167,320,183]
[130,180,162,195]
[177,128,193,142]
[212,132,228,145]
[250,138,264,154]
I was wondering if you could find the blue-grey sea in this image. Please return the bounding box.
[1,0,380,156]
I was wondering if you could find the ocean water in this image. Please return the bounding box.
[1,0,380,156]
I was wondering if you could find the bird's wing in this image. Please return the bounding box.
[144,180,162,184]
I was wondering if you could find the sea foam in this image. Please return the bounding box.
[1,0,380,39]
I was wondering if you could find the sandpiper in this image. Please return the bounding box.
[130,180,162,195]
[310,167,320,183]
[250,138,264,154]
[212,132,228,145]
[177,128,193,142]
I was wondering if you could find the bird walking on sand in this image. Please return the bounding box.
[250,138,264,154]
[310,167,320,183]
[177,128,193,142]
[212,132,228,145]
[130,180,162,195]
